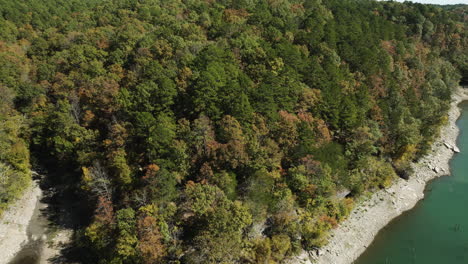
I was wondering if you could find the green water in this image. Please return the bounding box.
[354,102,468,264]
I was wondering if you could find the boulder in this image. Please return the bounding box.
[335,188,352,200]
[444,142,452,149]
[453,146,460,153]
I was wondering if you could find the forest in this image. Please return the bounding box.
[0,0,466,263]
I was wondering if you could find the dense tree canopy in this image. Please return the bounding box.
[0,0,466,263]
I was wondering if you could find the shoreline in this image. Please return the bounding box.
[1,89,466,264]
[291,87,468,264]
[0,180,42,264]
[0,177,72,264]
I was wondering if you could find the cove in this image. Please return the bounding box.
[354,101,468,264]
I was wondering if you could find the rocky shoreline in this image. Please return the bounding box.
[290,87,468,264]
[0,180,41,264]
[2,89,467,264]
[0,176,72,264]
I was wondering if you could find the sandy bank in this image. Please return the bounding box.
[289,87,468,264]
[0,180,41,264]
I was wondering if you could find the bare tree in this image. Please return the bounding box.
[69,94,81,124]
[0,85,14,115]
[89,161,113,201]
[0,163,11,194]
[132,188,149,208]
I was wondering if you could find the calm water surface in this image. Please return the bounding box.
[355,102,468,264]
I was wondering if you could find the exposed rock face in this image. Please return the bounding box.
[334,188,352,200]
[444,142,461,153]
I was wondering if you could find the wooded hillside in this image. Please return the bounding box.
[0,0,466,263]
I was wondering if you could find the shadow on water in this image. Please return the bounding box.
[8,240,44,264]
[8,175,46,264]
[40,167,95,264]
[7,168,93,264]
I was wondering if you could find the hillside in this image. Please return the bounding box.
[0,0,466,263]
